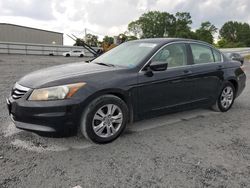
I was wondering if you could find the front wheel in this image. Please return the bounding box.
[80,95,129,143]
[212,82,235,112]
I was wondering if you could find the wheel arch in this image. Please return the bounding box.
[80,88,134,124]
[227,78,238,94]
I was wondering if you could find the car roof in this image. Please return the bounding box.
[131,38,211,46]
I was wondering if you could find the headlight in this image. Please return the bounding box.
[28,83,86,101]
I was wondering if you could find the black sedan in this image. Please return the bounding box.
[6,38,246,143]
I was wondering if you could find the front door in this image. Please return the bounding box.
[137,43,196,116]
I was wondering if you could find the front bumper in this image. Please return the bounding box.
[6,96,82,133]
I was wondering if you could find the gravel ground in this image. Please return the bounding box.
[0,54,250,188]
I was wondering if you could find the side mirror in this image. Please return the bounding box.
[149,61,168,71]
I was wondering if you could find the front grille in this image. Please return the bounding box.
[11,83,30,100]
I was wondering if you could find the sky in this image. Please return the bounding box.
[0,0,249,45]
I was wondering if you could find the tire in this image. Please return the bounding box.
[80,54,84,57]
[79,95,129,144]
[66,54,70,57]
[212,82,235,112]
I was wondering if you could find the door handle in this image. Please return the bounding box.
[183,70,192,75]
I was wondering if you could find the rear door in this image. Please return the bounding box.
[188,43,224,103]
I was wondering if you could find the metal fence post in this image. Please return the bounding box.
[7,43,10,54]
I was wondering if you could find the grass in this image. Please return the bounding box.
[245,54,250,62]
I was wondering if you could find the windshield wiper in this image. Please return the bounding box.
[94,62,115,67]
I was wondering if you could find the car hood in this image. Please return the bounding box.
[18,62,117,88]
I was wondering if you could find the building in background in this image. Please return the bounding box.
[0,23,63,45]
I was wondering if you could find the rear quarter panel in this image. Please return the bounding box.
[222,61,246,97]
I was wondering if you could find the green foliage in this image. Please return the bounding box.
[128,11,176,38]
[220,21,239,42]
[75,11,250,49]
[217,39,246,48]
[127,11,250,48]
[174,12,193,38]
[127,35,138,41]
[74,34,100,47]
[128,21,142,38]
[245,54,250,61]
[139,11,169,38]
[195,21,217,44]
[219,21,250,47]
[73,38,85,46]
[217,38,227,48]
[103,36,114,45]
[85,33,99,47]
[128,11,196,40]
[117,33,127,43]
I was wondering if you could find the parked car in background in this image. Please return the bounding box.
[6,38,246,143]
[63,50,85,57]
[224,52,244,65]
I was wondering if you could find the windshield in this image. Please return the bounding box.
[92,41,157,68]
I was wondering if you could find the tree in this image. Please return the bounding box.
[73,38,85,46]
[126,11,250,48]
[117,33,127,43]
[128,21,142,38]
[220,21,239,43]
[85,33,99,47]
[237,23,250,46]
[127,11,200,40]
[195,21,217,44]
[138,11,168,38]
[103,36,114,45]
[127,35,138,41]
[162,12,176,37]
[174,12,193,38]
[128,11,176,39]
[219,21,250,47]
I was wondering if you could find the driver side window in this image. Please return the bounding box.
[152,43,187,68]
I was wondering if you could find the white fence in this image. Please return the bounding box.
[0,41,98,56]
[0,41,249,57]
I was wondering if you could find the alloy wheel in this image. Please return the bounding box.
[92,104,123,138]
[220,86,234,109]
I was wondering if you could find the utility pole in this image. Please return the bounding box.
[84,28,87,39]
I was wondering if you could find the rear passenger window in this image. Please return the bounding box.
[190,44,214,64]
[212,49,222,62]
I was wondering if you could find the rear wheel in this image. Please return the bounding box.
[80,54,84,57]
[212,82,235,112]
[66,54,70,57]
[80,95,128,143]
